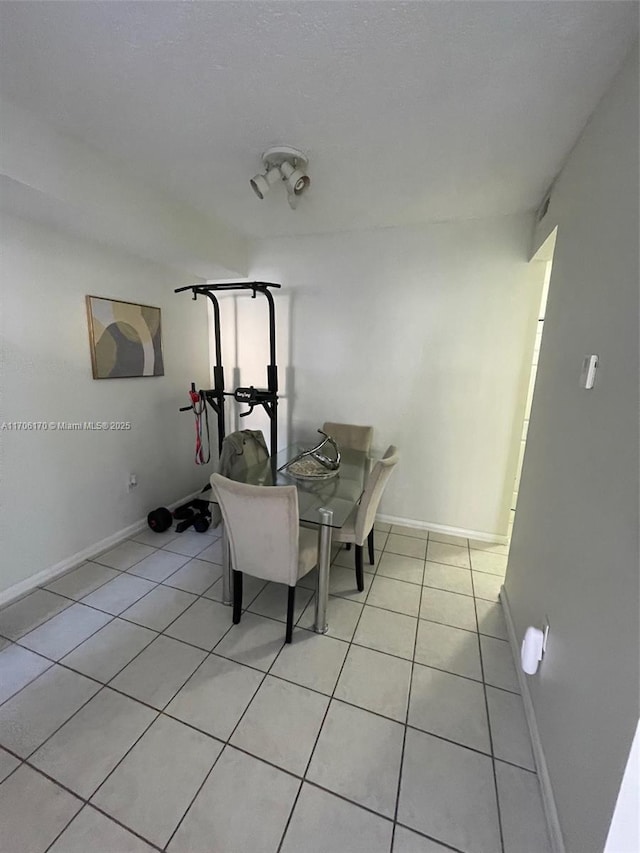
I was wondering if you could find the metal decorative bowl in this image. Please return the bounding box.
[285,458,340,480]
[279,430,341,480]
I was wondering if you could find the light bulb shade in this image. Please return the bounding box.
[250,174,268,199]
[250,166,281,199]
[279,161,311,196]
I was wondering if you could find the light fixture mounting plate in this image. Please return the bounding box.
[262,145,309,171]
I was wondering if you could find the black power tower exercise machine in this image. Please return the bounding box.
[174,280,280,456]
[147,281,281,535]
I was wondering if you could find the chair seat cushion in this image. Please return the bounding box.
[297,527,319,578]
[331,506,358,545]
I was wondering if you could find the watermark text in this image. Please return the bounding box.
[1,421,132,431]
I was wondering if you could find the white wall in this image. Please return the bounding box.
[506,42,639,853]
[0,97,249,279]
[247,213,543,538]
[0,213,215,597]
[604,720,640,853]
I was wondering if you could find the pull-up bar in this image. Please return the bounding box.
[175,281,281,456]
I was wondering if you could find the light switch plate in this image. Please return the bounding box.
[580,354,599,389]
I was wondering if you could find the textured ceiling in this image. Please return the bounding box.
[0,1,637,239]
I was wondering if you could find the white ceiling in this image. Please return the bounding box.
[0,1,637,239]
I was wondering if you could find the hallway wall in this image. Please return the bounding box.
[505,42,639,853]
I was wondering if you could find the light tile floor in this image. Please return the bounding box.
[0,522,552,853]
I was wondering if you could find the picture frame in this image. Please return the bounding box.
[85,295,164,379]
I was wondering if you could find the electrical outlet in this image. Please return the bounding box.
[128,473,138,491]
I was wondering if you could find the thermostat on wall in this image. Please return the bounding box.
[580,354,599,390]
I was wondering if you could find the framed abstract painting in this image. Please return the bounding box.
[86,296,164,379]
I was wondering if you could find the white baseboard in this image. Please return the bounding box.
[0,490,204,608]
[500,585,566,853]
[377,513,508,545]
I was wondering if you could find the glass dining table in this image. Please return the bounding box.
[207,444,372,634]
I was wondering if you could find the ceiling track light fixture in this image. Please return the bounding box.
[250,145,311,209]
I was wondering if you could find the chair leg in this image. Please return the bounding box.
[286,586,296,643]
[355,545,364,592]
[232,570,243,624]
[367,529,375,565]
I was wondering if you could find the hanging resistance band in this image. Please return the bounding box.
[189,388,211,465]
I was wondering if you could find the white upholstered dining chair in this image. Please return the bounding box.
[210,473,318,643]
[321,422,375,552]
[322,421,373,454]
[332,445,399,591]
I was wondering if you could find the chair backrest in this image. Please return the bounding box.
[210,473,300,585]
[354,445,399,543]
[322,422,373,453]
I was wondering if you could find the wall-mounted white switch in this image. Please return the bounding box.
[580,354,599,390]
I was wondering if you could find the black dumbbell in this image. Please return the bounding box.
[173,503,194,520]
[175,510,195,533]
[147,507,173,533]
[192,513,210,533]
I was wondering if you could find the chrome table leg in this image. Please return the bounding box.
[314,507,333,634]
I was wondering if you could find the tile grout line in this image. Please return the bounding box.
[1,541,504,649]
[0,586,157,705]
[2,658,539,783]
[0,538,240,709]
[275,537,383,853]
[0,756,24,789]
[0,653,57,710]
[0,616,119,708]
[160,546,301,850]
[1,526,517,851]
[3,551,534,774]
[38,595,243,853]
[389,531,428,852]
[161,653,283,846]
[1,535,518,730]
[0,537,177,655]
[10,530,497,841]
[5,697,527,853]
[468,537,506,853]
[1,577,519,721]
[160,658,536,773]
[394,820,468,853]
[0,546,310,713]
[38,780,165,853]
[3,556,247,852]
[0,596,78,644]
[0,533,327,822]
[0,523,466,625]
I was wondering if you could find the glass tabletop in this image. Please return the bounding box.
[207,444,372,529]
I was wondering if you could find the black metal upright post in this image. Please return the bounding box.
[204,292,226,455]
[263,285,279,458]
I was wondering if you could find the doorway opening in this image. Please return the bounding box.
[508,227,558,544]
